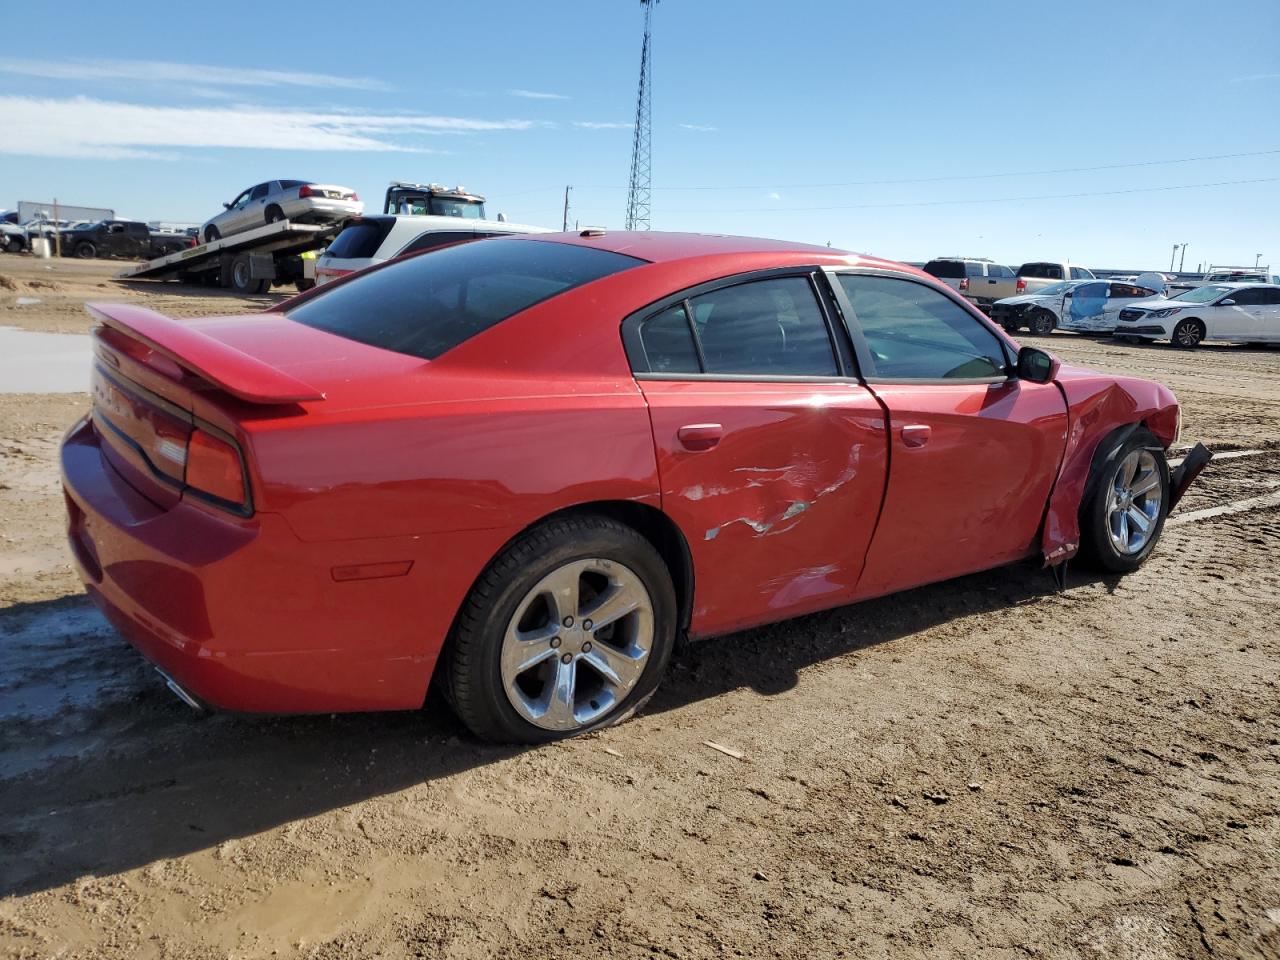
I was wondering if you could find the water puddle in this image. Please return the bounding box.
[0,325,92,394]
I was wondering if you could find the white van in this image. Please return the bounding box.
[314,215,551,285]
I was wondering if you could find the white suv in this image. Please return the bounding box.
[1113,283,1280,347]
[314,215,550,285]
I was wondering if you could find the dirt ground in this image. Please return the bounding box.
[1,256,1278,960]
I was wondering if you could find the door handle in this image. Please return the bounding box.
[901,424,931,448]
[677,423,722,452]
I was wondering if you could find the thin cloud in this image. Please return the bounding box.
[0,56,390,91]
[574,121,632,130]
[509,88,570,100]
[1230,72,1280,83]
[0,96,535,160]
[767,192,781,201]
[679,123,718,132]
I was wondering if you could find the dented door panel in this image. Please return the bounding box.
[855,380,1069,598]
[638,379,889,638]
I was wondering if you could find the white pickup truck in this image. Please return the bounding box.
[1167,264,1273,297]
[1013,260,1096,295]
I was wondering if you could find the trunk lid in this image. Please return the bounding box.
[86,303,429,511]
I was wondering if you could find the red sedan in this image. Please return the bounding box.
[61,232,1208,742]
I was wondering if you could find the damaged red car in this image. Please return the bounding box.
[61,232,1209,742]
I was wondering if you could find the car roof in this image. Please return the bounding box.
[518,230,892,269]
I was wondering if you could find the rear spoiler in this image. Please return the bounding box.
[86,302,324,404]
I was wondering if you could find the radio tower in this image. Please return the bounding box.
[624,0,655,230]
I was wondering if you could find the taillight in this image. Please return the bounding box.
[349,191,359,201]
[1016,278,1027,292]
[186,428,246,507]
[959,277,969,291]
[299,184,315,198]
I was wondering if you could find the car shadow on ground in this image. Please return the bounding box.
[0,559,1118,897]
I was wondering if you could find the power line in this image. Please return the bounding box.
[568,176,1280,214]
[569,147,1280,192]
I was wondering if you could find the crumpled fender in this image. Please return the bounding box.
[1041,369,1180,565]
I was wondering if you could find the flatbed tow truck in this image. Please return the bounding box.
[114,219,340,294]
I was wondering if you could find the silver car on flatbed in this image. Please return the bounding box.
[201,180,363,243]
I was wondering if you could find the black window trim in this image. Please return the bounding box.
[823,267,1017,386]
[622,266,859,383]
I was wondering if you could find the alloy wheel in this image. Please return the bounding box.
[500,558,654,732]
[1106,449,1163,555]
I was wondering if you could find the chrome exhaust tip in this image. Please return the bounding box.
[156,668,205,712]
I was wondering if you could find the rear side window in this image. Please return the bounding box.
[278,180,305,189]
[633,276,838,377]
[399,230,480,256]
[1070,266,1093,280]
[964,262,987,277]
[639,305,701,374]
[989,264,1014,279]
[287,239,644,360]
[838,275,1008,380]
[324,219,396,259]
[689,277,838,376]
[923,260,964,279]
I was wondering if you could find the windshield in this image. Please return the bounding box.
[387,191,486,219]
[431,198,485,219]
[1173,285,1233,303]
[1032,281,1079,297]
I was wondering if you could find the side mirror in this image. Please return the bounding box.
[1017,346,1060,384]
[1220,299,1236,306]
[223,202,232,210]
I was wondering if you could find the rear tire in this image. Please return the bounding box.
[295,278,315,292]
[265,205,285,224]
[1171,318,1205,348]
[228,254,269,295]
[1078,429,1169,574]
[74,241,96,259]
[4,236,22,253]
[1028,310,1056,336]
[444,515,677,744]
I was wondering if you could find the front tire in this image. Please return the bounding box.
[1028,310,1056,336]
[1078,430,1169,573]
[444,515,677,744]
[74,241,96,259]
[1172,318,1205,348]
[204,225,221,244]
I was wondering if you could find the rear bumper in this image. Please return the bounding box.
[288,198,363,222]
[60,416,445,713]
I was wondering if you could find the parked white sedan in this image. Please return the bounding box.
[1113,283,1280,347]
[202,180,362,243]
[991,278,1163,335]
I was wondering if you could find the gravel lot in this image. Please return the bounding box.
[1,257,1277,959]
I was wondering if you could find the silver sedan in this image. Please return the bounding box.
[201,180,363,242]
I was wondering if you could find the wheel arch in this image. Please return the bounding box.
[518,500,694,639]
[428,499,696,706]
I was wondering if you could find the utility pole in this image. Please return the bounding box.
[624,0,655,231]
[53,197,61,258]
[1179,244,1188,272]
[562,186,571,232]
[1257,253,1263,268]
[1169,244,1179,272]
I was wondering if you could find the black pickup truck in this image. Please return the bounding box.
[59,220,192,260]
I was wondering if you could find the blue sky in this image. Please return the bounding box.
[1,0,1277,270]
